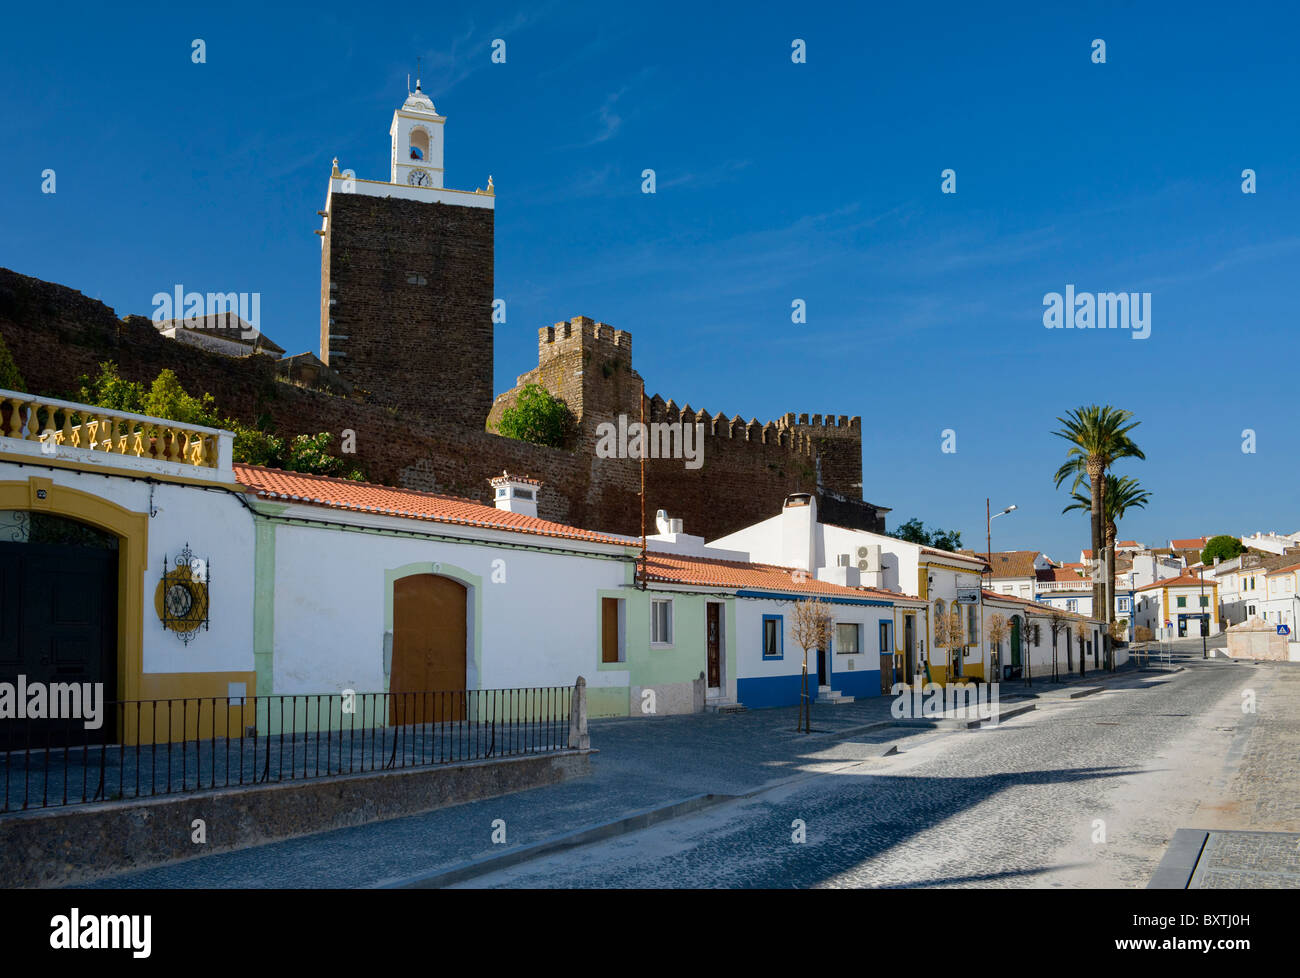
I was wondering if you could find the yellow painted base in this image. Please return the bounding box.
[128,671,258,745]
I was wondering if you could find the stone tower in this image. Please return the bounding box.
[318,81,495,427]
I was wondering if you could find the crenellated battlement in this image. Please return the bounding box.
[539,315,633,367]
[488,319,865,501]
[642,397,860,455]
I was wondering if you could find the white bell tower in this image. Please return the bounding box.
[390,75,445,189]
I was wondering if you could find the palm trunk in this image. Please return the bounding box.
[1088,459,1105,628]
[1106,519,1119,669]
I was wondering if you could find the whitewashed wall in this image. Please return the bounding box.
[268,516,628,696]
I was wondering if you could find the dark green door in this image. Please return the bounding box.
[0,516,118,749]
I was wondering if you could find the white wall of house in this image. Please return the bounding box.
[266,512,631,696]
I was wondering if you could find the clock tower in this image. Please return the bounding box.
[390,80,445,188]
[318,81,495,429]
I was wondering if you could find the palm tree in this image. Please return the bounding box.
[1067,475,1152,583]
[1064,474,1152,663]
[1052,406,1145,632]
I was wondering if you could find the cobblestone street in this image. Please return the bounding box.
[74,650,1298,889]
[455,656,1299,888]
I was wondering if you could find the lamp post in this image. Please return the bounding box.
[1200,569,1208,659]
[986,501,1016,680]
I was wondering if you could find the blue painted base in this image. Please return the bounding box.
[831,669,881,699]
[738,674,810,709]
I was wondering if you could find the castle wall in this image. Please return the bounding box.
[0,268,878,542]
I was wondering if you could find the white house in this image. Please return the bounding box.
[1259,562,1300,645]
[709,494,988,686]
[1240,530,1300,555]
[1134,572,1220,640]
[982,591,1112,678]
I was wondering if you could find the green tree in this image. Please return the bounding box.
[284,432,364,480]
[889,517,962,552]
[496,384,572,448]
[143,370,222,428]
[77,362,145,413]
[0,333,27,392]
[1052,405,1145,632]
[1201,535,1245,565]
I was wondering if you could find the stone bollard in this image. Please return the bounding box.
[568,676,590,750]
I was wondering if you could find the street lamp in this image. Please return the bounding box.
[1200,569,1208,659]
[986,501,1017,680]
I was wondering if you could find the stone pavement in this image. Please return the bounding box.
[1149,658,1300,888]
[74,665,1162,889]
[1190,831,1300,888]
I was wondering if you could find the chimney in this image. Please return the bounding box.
[489,472,541,518]
[781,493,817,572]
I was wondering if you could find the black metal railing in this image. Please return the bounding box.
[1,686,577,813]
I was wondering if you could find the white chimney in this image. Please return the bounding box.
[781,493,817,571]
[489,472,541,518]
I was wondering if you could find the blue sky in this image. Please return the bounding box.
[2,1,1297,559]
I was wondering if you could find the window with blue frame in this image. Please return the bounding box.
[878,619,893,655]
[762,615,783,658]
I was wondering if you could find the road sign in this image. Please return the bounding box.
[956,587,980,605]
[1278,625,1291,636]
[1164,620,1172,629]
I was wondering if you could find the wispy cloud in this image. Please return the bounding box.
[586,88,626,145]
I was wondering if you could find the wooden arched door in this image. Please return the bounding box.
[391,574,467,724]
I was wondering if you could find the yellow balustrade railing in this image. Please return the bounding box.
[0,390,227,470]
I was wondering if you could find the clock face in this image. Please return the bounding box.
[165,582,194,618]
[407,168,431,187]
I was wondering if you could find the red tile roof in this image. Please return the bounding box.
[1265,563,1300,577]
[642,551,923,603]
[234,464,636,547]
[981,589,1101,622]
[921,547,988,568]
[1136,572,1214,591]
[961,550,1042,578]
[1038,567,1089,583]
[1170,537,1209,550]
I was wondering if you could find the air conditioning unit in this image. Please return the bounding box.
[856,544,881,573]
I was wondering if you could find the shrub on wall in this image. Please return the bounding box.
[75,362,363,480]
[0,333,27,392]
[496,383,573,448]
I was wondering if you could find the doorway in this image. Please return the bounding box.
[0,513,119,749]
[903,614,916,684]
[391,573,467,724]
[706,602,722,692]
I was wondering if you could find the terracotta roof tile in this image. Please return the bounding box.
[1038,567,1090,583]
[921,547,988,568]
[642,552,923,603]
[234,464,635,547]
[981,589,1100,621]
[1136,572,1215,591]
[963,550,1041,578]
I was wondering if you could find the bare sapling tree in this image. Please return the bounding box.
[933,605,966,684]
[987,614,1007,681]
[792,597,832,734]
